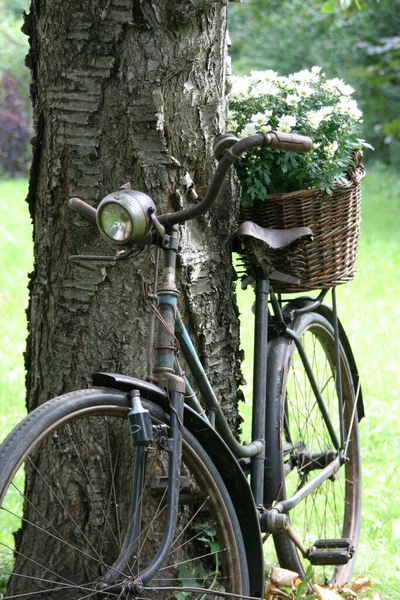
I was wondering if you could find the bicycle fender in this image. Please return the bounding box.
[92,372,264,597]
[183,405,264,599]
[92,372,169,403]
[315,305,365,421]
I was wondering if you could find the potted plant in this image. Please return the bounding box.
[228,67,370,291]
[227,66,370,207]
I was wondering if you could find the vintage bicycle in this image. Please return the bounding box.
[0,131,363,599]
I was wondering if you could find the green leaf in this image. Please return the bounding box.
[295,564,314,599]
[320,0,336,13]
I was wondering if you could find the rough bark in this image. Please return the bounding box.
[23,0,241,418]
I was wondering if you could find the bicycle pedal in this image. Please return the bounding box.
[307,538,355,566]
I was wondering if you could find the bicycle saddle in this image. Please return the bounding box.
[235,220,313,250]
[234,220,313,284]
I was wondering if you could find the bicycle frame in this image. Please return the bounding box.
[87,221,364,594]
[135,230,357,565]
[174,279,352,513]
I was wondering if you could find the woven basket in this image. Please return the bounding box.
[239,150,365,293]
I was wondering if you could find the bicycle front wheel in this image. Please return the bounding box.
[264,312,361,586]
[0,388,249,599]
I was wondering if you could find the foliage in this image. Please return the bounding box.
[0,15,32,177]
[175,523,220,600]
[0,71,31,177]
[228,0,400,166]
[228,67,367,205]
[264,566,376,600]
[0,0,29,19]
[321,0,381,11]
[349,0,400,163]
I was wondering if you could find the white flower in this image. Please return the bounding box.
[337,97,363,120]
[227,112,239,131]
[250,69,278,83]
[285,94,301,106]
[306,111,322,130]
[323,78,342,95]
[296,83,314,98]
[324,77,355,96]
[277,114,296,133]
[283,77,296,91]
[291,67,322,83]
[306,106,335,130]
[324,140,339,157]
[229,76,251,100]
[254,80,280,97]
[321,106,335,118]
[251,111,273,127]
[240,122,257,138]
[338,82,355,96]
[311,66,323,77]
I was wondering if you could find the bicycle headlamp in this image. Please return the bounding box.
[97,190,156,245]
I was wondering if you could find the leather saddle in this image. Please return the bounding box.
[234,220,313,285]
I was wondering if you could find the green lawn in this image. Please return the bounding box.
[1,166,400,597]
[0,179,32,437]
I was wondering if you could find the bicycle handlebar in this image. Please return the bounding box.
[69,197,97,224]
[157,131,312,227]
[68,131,313,229]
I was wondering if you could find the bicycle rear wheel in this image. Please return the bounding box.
[264,312,361,586]
[0,388,249,599]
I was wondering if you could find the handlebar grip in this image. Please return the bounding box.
[68,197,97,224]
[266,131,313,153]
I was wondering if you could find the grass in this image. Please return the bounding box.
[0,179,32,437]
[0,165,400,597]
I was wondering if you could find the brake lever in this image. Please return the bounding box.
[68,246,146,272]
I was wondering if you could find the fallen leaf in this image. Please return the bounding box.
[347,577,372,594]
[270,566,300,588]
[312,583,344,600]
[340,586,358,597]
[265,579,293,599]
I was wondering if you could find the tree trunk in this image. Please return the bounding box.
[24,0,241,417]
[15,0,243,588]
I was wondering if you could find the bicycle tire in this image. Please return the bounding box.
[0,388,249,599]
[264,312,361,586]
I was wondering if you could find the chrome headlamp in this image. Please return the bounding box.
[96,190,156,245]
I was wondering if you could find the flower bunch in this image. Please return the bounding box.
[227,67,369,206]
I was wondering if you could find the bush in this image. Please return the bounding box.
[0,71,31,177]
[0,16,32,177]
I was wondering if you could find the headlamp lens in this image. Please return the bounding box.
[100,203,133,242]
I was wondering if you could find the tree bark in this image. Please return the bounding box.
[15,0,243,588]
[23,0,241,418]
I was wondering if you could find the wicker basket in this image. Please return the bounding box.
[239,151,365,293]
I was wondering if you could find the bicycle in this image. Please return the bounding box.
[0,131,363,600]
